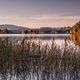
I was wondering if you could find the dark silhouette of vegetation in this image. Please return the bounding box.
[0,37,80,80]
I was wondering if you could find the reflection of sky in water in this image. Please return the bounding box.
[0,34,69,43]
[0,34,79,48]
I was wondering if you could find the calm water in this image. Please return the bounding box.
[0,34,69,44]
[0,34,80,80]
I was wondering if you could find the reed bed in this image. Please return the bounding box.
[0,37,80,80]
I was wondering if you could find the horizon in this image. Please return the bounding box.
[0,0,80,28]
[0,24,71,29]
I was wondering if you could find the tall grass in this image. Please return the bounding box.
[0,37,80,80]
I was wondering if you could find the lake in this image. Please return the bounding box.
[0,34,77,47]
[0,34,80,80]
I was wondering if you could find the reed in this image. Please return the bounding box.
[0,38,80,80]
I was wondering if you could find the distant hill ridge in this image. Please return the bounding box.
[0,24,29,31]
[0,24,70,34]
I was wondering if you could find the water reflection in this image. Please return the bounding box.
[0,34,80,80]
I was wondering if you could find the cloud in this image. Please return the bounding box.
[30,14,80,21]
[0,16,25,21]
[0,16,28,27]
[0,14,79,28]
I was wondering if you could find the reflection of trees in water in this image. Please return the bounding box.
[0,37,80,80]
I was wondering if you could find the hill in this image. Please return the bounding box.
[40,27,70,34]
[0,24,30,33]
[0,24,70,34]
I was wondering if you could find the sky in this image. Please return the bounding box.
[0,0,80,28]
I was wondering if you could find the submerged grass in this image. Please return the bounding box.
[0,38,80,80]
